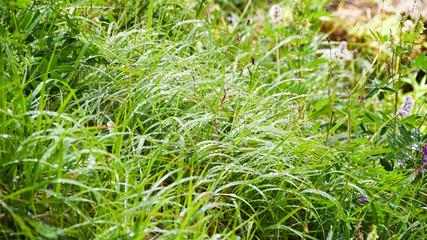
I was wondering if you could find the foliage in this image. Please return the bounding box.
[1,0,427,239]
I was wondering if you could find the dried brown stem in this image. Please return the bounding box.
[214,87,230,163]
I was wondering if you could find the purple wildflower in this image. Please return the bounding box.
[397,96,415,117]
[359,195,366,203]
[423,144,427,166]
[420,167,426,174]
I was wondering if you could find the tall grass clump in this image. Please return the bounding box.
[1,0,427,239]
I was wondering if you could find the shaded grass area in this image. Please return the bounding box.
[1,0,427,239]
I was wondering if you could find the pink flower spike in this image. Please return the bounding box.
[403,20,414,33]
[397,96,415,117]
[422,144,427,165]
[269,4,282,25]
[410,0,419,13]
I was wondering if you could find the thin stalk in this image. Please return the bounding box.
[325,38,335,146]
[418,94,427,129]
[0,45,5,160]
[276,34,280,76]
[394,56,400,132]
[348,97,353,143]
[297,39,302,78]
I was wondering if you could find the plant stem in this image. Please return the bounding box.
[276,34,280,76]
[348,97,353,143]
[326,38,335,146]
[418,94,427,128]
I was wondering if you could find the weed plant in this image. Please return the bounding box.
[1,0,427,239]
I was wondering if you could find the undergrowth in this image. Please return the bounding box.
[1,0,427,239]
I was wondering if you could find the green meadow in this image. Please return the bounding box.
[1,0,427,239]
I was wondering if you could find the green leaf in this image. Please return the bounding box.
[366,87,379,99]
[364,110,381,123]
[64,15,80,35]
[378,91,385,100]
[37,222,65,239]
[307,101,332,121]
[50,71,63,81]
[73,41,92,69]
[380,158,393,171]
[302,189,341,210]
[359,122,367,133]
[57,65,75,73]
[308,58,328,68]
[380,87,395,92]
[390,173,416,205]
[414,52,426,69]
[39,58,49,75]
[369,29,378,41]
[380,124,391,136]
[289,82,309,95]
[24,11,44,39]
[398,124,411,141]
[410,128,421,141]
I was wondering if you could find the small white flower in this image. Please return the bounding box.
[397,96,415,117]
[410,0,419,13]
[338,41,347,53]
[403,20,414,32]
[269,4,282,25]
[316,41,352,63]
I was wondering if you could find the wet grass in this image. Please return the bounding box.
[1,0,427,239]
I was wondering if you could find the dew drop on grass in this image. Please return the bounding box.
[88,154,96,169]
[211,234,221,240]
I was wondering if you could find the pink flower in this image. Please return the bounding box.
[403,20,414,33]
[269,4,282,25]
[423,144,427,165]
[410,0,419,13]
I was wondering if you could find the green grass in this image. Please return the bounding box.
[1,0,427,239]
